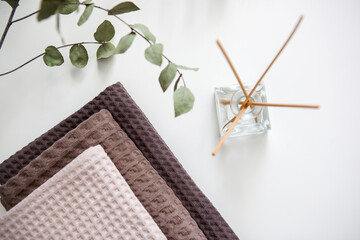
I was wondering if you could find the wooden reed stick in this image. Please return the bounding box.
[216,39,258,122]
[220,99,319,109]
[212,16,304,156]
[212,106,248,156]
[248,16,303,100]
[216,40,249,98]
[239,102,319,108]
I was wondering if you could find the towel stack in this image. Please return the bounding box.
[0,82,239,240]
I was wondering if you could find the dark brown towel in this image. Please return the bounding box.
[0,82,239,240]
[0,110,206,240]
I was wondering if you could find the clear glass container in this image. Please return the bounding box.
[214,83,271,137]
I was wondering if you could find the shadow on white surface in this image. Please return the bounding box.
[97,57,116,79]
[70,67,86,82]
[217,134,269,180]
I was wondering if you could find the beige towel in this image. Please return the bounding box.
[0,145,167,240]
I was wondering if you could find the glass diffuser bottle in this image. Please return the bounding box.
[214,83,271,137]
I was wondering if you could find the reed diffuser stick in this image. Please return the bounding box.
[212,16,304,156]
[216,40,249,98]
[216,39,258,122]
[212,107,248,156]
[220,99,319,109]
[239,102,318,108]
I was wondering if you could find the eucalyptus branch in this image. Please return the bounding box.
[1,2,187,85]
[0,41,100,77]
[67,2,187,86]
[0,0,20,49]
[0,1,195,116]
[114,15,186,87]
[12,10,40,23]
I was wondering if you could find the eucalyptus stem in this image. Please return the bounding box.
[68,2,186,86]
[0,0,20,50]
[12,10,40,23]
[0,41,100,77]
[0,2,187,87]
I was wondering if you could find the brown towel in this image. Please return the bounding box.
[0,82,239,240]
[0,110,206,240]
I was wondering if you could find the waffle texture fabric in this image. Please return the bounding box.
[0,145,167,240]
[0,82,239,240]
[0,110,207,240]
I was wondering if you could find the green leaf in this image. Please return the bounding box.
[108,1,140,15]
[159,63,177,92]
[131,24,156,43]
[69,44,88,68]
[2,0,16,8]
[173,75,181,91]
[82,0,92,3]
[77,3,94,26]
[176,65,199,71]
[173,86,195,117]
[59,0,79,15]
[43,46,64,66]
[144,43,163,66]
[116,32,136,54]
[94,20,115,42]
[38,0,62,21]
[97,42,115,59]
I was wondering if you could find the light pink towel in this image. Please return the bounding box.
[0,145,167,240]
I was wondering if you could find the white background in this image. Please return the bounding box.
[1,0,360,239]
